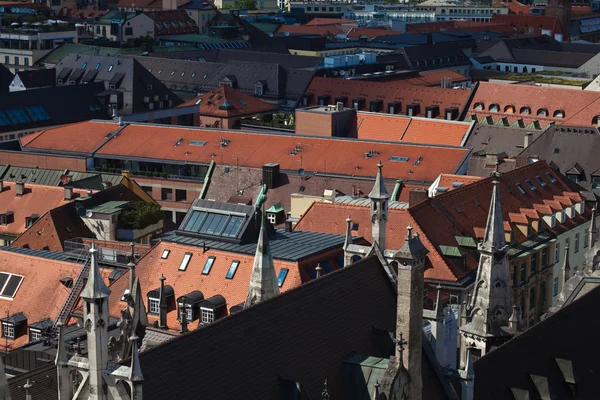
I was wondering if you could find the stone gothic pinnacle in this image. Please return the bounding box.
[81,242,111,300]
[479,170,507,255]
[563,243,571,283]
[368,162,389,200]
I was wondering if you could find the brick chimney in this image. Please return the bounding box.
[15,181,24,197]
[524,132,533,149]
[408,188,428,207]
[64,186,74,201]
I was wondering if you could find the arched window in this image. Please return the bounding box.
[474,102,485,111]
[520,106,531,115]
[489,103,500,112]
[553,109,565,118]
[537,108,548,117]
[504,105,515,113]
[593,115,600,126]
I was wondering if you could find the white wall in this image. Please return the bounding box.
[552,221,590,306]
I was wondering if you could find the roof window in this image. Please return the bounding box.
[108,65,114,72]
[182,210,245,238]
[179,252,192,271]
[537,108,548,117]
[554,109,565,118]
[161,249,170,259]
[190,140,206,146]
[81,63,87,70]
[536,176,546,187]
[546,173,557,183]
[95,63,100,70]
[0,273,24,299]
[191,73,196,78]
[202,256,215,275]
[226,260,240,279]
[277,268,288,287]
[516,184,526,194]
[389,156,409,162]
[525,180,536,191]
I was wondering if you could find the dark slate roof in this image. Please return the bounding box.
[15,68,56,88]
[0,64,14,93]
[0,82,107,134]
[0,246,79,263]
[8,364,58,400]
[55,54,182,115]
[0,165,122,188]
[474,284,600,399]
[134,56,226,95]
[139,254,450,399]
[465,124,545,158]
[164,228,348,261]
[518,125,600,193]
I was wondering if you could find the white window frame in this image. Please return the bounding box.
[148,297,160,314]
[2,322,14,339]
[179,253,192,271]
[121,288,131,301]
[179,304,193,321]
[200,307,214,324]
[554,244,559,264]
[30,329,42,342]
[575,233,580,253]
[553,277,559,297]
[161,249,170,259]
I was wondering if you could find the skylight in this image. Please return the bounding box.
[190,140,206,146]
[108,65,114,72]
[536,176,547,187]
[525,180,536,191]
[179,252,192,271]
[202,256,215,275]
[516,184,526,194]
[0,111,11,126]
[389,156,409,162]
[183,210,245,238]
[0,273,24,299]
[226,260,240,279]
[546,173,557,183]
[277,269,288,287]
[81,63,87,70]
[6,108,31,124]
[240,99,247,106]
[195,99,202,105]
[161,249,170,259]
[25,106,49,121]
[181,72,185,77]
[95,63,100,70]
[191,73,196,78]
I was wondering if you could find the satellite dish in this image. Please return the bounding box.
[85,209,93,218]
[298,168,305,176]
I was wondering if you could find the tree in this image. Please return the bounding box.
[233,0,257,9]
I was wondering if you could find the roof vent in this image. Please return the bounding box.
[220,138,230,148]
[15,182,24,197]
[174,138,184,147]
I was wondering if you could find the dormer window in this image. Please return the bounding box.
[148,297,160,314]
[109,84,116,90]
[25,214,39,228]
[198,295,226,325]
[255,81,265,96]
[201,308,214,324]
[1,312,26,340]
[2,322,14,339]
[29,328,42,342]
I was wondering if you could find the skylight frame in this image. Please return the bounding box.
[0,273,24,299]
[546,173,557,183]
[226,260,240,279]
[202,256,215,275]
[178,252,193,271]
[536,176,547,187]
[161,249,170,259]
[389,156,409,162]
[516,184,526,194]
[277,268,289,287]
[525,180,536,191]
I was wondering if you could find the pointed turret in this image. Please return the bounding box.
[563,243,571,283]
[128,242,136,293]
[244,205,280,308]
[431,284,446,365]
[479,169,506,254]
[343,216,354,267]
[590,205,597,247]
[128,335,143,399]
[55,322,71,399]
[81,242,110,300]
[434,284,444,319]
[369,162,389,251]
[508,304,519,330]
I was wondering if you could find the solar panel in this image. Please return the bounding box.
[0,111,11,126]
[6,108,31,124]
[25,106,50,122]
[1,275,22,298]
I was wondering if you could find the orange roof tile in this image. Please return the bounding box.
[276,24,343,36]
[469,82,600,128]
[179,86,278,118]
[29,122,473,183]
[509,212,529,224]
[304,76,471,120]
[356,113,472,146]
[0,183,88,237]
[401,70,469,87]
[493,0,531,14]
[106,240,338,332]
[294,202,460,281]
[305,18,356,26]
[436,174,482,191]
[491,14,564,36]
[346,27,397,39]
[21,121,118,153]
[0,249,83,350]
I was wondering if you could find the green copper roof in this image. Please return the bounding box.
[439,245,465,258]
[266,202,284,213]
[455,236,477,248]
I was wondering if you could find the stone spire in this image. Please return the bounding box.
[81,242,110,300]
[431,284,446,364]
[343,216,354,267]
[128,242,136,293]
[590,204,597,248]
[244,205,280,308]
[508,304,519,330]
[369,162,389,251]
[460,168,512,359]
[434,284,444,319]
[24,379,32,400]
[563,243,571,283]
[56,322,71,400]
[128,335,143,399]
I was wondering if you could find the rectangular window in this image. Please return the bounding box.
[226,260,240,279]
[520,262,526,283]
[24,58,29,67]
[161,249,170,259]
[531,253,538,274]
[554,244,559,264]
[29,329,42,342]
[175,189,187,202]
[14,57,19,66]
[541,248,548,268]
[179,252,192,271]
[201,308,214,324]
[277,268,289,287]
[585,230,589,248]
[575,233,580,253]
[529,287,536,310]
[592,176,600,189]
[141,186,153,196]
[148,298,160,314]
[4,56,8,64]
[161,188,173,201]
[2,323,14,339]
[179,305,192,322]
[202,256,215,275]
[125,27,133,36]
[553,277,559,296]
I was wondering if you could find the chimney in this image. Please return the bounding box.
[15,181,24,197]
[121,170,131,179]
[179,297,188,334]
[409,188,428,206]
[158,274,168,329]
[262,163,280,189]
[118,116,124,127]
[524,132,533,148]
[64,186,73,201]
[336,101,343,111]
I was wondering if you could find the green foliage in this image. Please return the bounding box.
[233,0,257,10]
[120,202,164,230]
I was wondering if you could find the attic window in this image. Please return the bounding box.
[108,65,114,72]
[525,180,536,191]
[161,249,170,259]
[0,273,24,299]
[170,71,175,76]
[95,63,100,70]
[158,69,162,74]
[489,104,499,112]
[0,212,14,226]
[520,106,531,115]
[277,268,288,287]
[537,108,548,117]
[536,176,546,187]
[516,184,526,194]
[553,109,565,118]
[546,173,557,183]
[389,156,409,162]
[181,72,185,77]
[81,63,87,70]
[2,323,14,339]
[147,84,153,90]
[179,253,192,271]
[504,105,515,114]
[474,102,484,111]
[190,140,206,146]
[191,73,196,78]
[226,260,240,279]
[202,256,215,275]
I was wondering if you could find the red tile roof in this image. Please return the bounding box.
[275,24,342,36]
[491,14,564,36]
[493,0,531,14]
[305,18,356,26]
[294,202,459,281]
[346,27,398,39]
[304,76,472,119]
[0,183,88,237]
[0,249,83,350]
[405,20,515,34]
[401,70,469,87]
[21,120,117,154]
[468,82,600,128]
[25,121,469,183]
[179,85,278,118]
[356,112,472,146]
[106,240,339,333]
[436,173,482,191]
